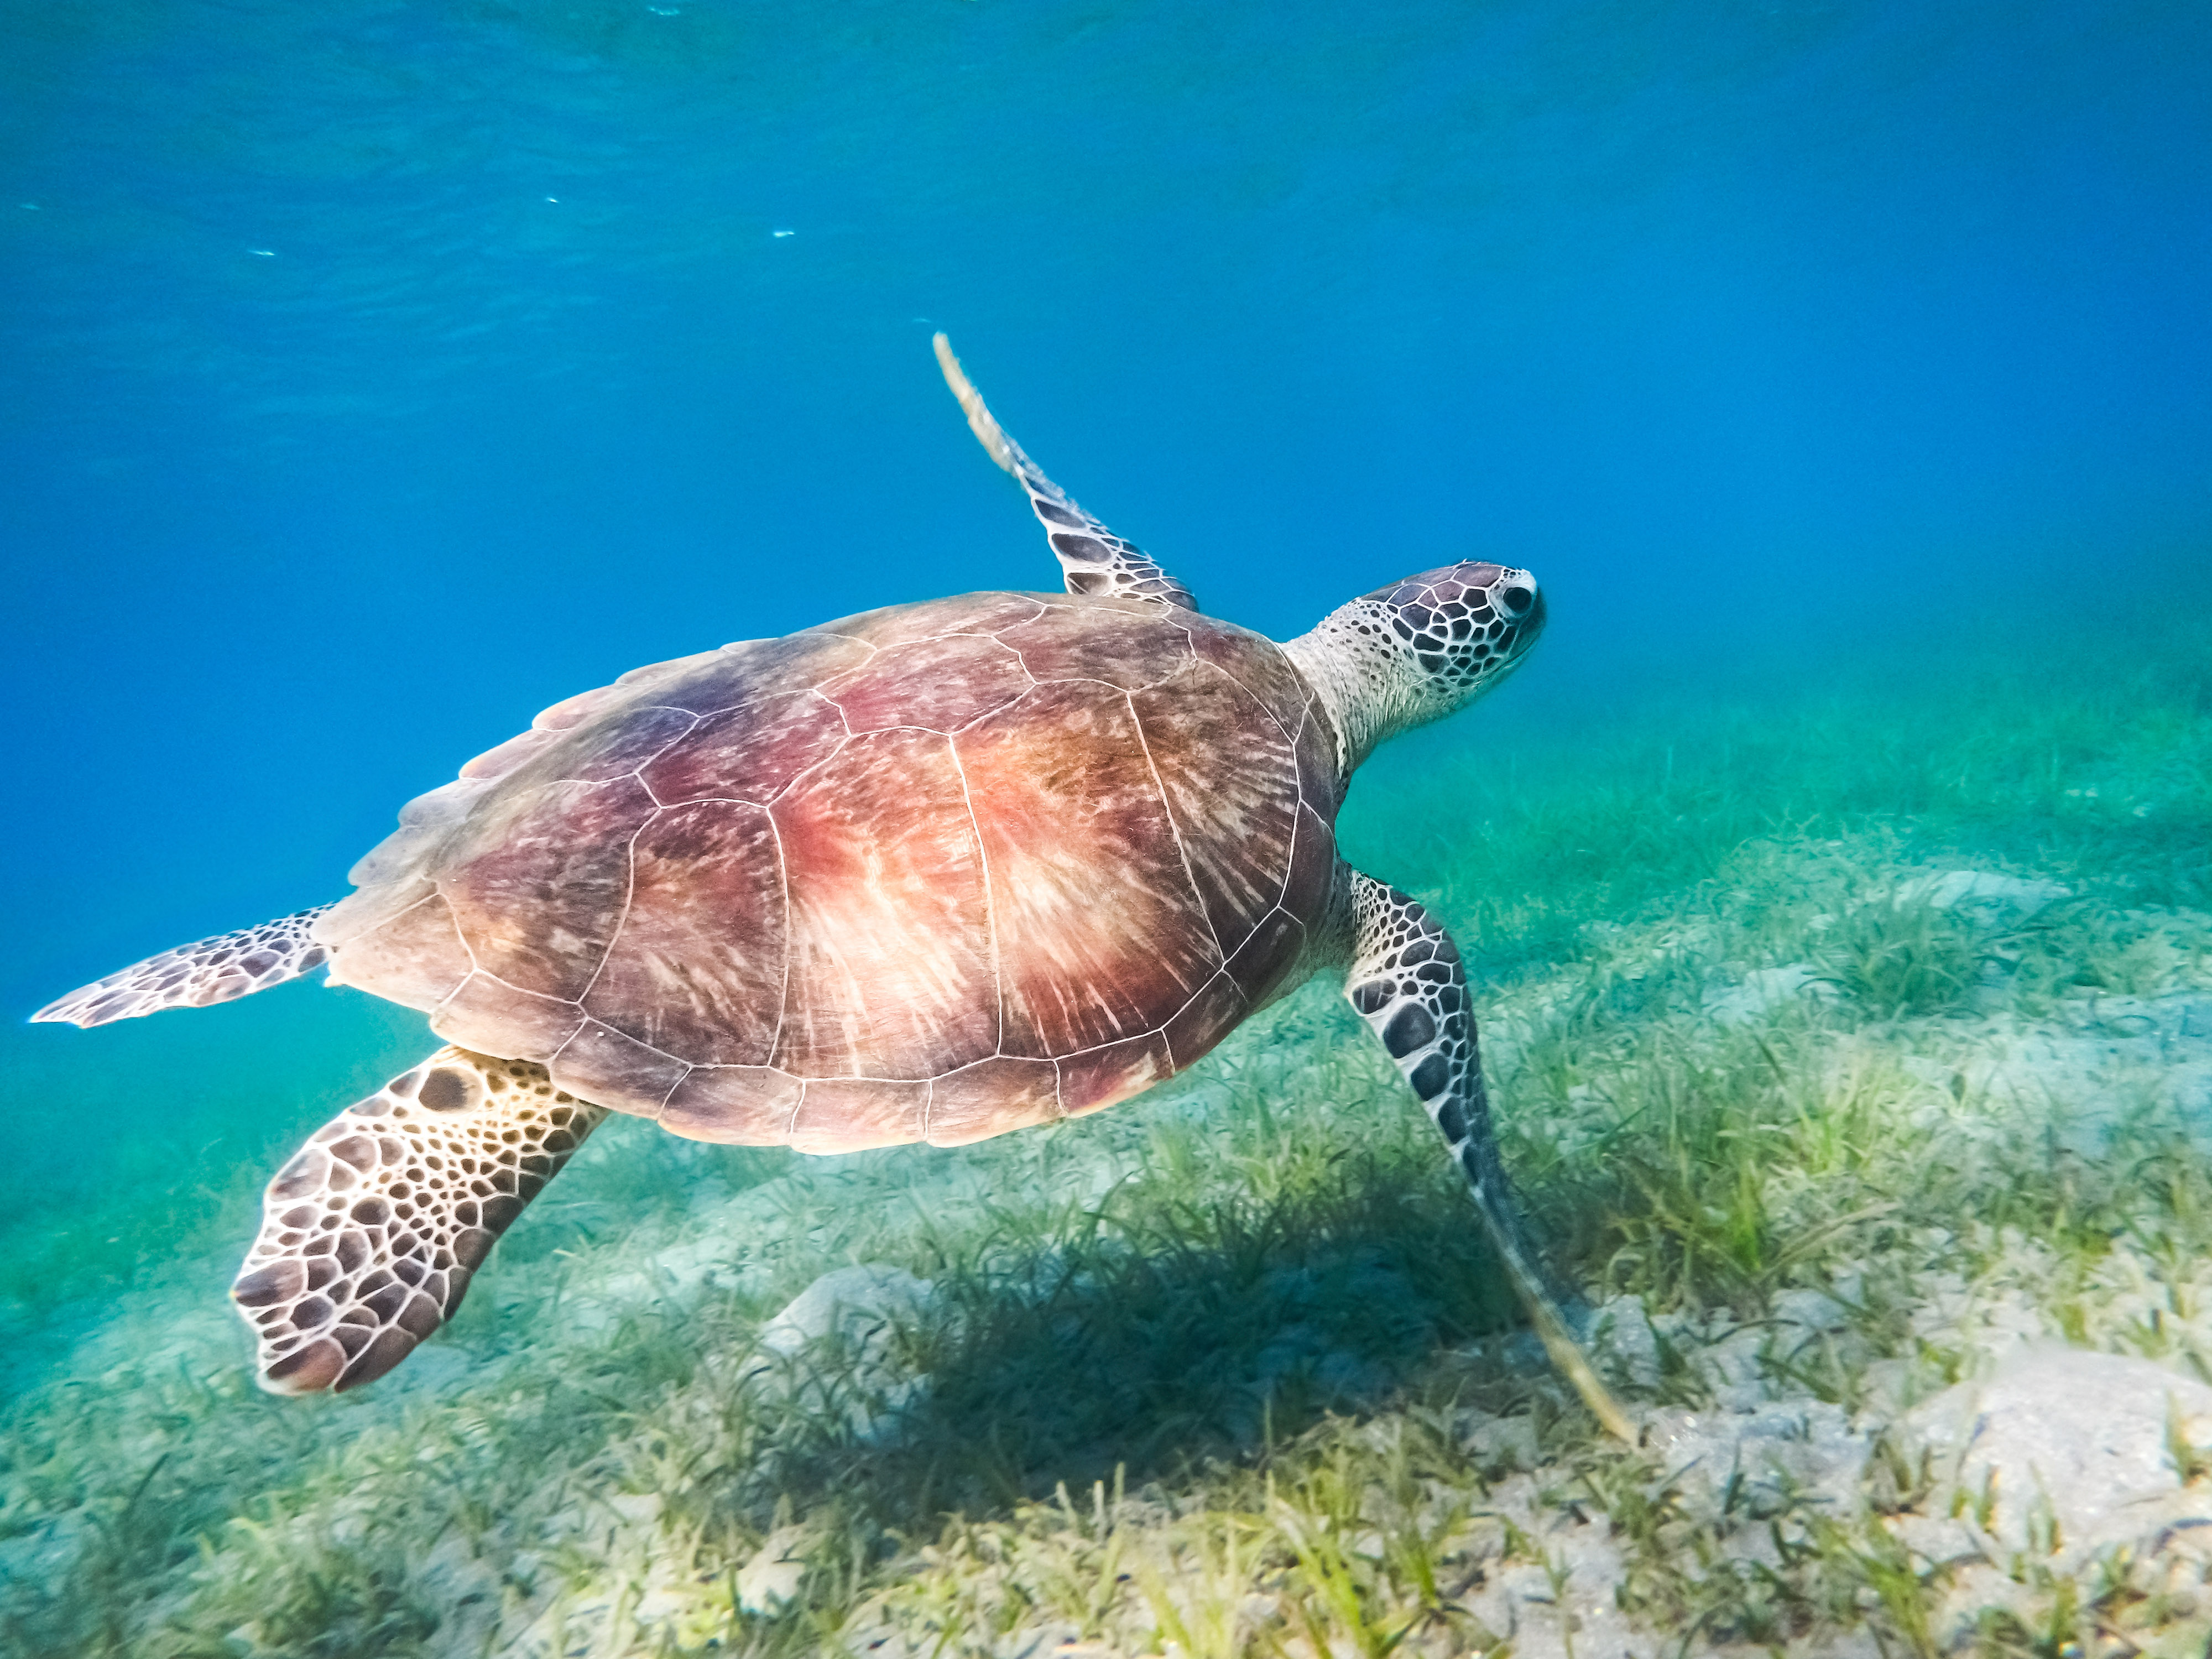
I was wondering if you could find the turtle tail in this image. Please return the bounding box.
[32,904,340,1028]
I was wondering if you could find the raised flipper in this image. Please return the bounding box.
[933,332,1198,611]
[33,904,338,1028]
[231,1047,608,1394]
[1339,870,1635,1442]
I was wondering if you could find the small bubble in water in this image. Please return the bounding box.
[772,228,795,238]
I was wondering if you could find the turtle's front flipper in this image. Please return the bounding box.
[932,332,1199,612]
[33,904,338,1028]
[1339,870,1635,1443]
[232,1047,608,1394]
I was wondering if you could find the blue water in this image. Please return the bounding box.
[4,0,2208,1329]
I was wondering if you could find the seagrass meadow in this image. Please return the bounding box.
[7,0,2212,1655]
[7,622,2212,1657]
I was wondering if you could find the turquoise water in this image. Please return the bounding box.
[4,3,2211,1652]
[8,0,2206,1196]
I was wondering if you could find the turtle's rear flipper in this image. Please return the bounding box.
[33,905,338,1027]
[232,1047,608,1394]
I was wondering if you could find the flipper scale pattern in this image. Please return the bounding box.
[33,905,337,1027]
[935,333,1199,611]
[232,1047,608,1394]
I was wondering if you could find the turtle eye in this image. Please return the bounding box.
[1499,583,1535,617]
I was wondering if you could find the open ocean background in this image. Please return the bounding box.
[3,5,2212,1648]
[10,0,2209,1190]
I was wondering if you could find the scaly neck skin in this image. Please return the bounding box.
[1280,598,1423,787]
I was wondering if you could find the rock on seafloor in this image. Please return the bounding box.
[1882,1347,2212,1564]
[730,1262,941,1441]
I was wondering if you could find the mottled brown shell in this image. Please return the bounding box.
[316,591,1342,1152]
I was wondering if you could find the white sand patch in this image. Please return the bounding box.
[1898,869,2073,914]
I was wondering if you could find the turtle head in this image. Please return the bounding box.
[1283,560,1546,775]
[1362,560,1545,706]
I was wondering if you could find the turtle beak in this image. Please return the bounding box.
[1493,571,1545,655]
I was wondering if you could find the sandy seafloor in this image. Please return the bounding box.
[10,655,2212,1658]
[5,0,2212,1654]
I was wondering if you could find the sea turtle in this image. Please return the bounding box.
[36,336,1627,1437]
